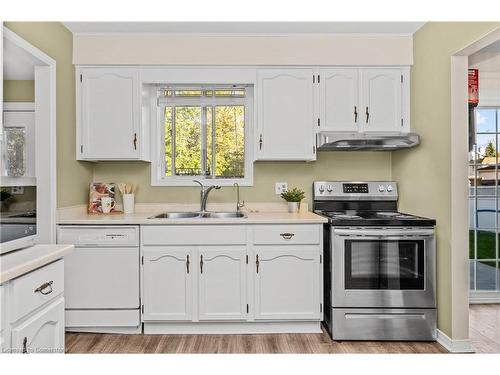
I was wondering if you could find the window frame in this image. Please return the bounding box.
[150,84,254,187]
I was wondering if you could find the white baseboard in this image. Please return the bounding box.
[436,329,474,353]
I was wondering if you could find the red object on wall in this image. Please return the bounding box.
[468,69,479,105]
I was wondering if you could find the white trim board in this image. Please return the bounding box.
[436,329,474,353]
[3,26,57,244]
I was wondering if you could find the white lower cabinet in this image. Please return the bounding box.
[198,247,247,321]
[254,246,320,320]
[142,247,193,321]
[141,224,323,332]
[11,297,65,354]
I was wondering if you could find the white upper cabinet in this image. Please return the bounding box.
[198,247,247,321]
[319,67,410,134]
[320,68,359,132]
[77,68,148,160]
[360,69,405,133]
[257,69,316,161]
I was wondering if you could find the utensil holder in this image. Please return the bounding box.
[123,194,135,214]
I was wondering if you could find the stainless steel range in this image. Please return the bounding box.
[313,181,437,341]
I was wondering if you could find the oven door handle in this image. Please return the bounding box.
[333,228,435,238]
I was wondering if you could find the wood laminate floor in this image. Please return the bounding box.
[470,304,500,353]
[65,326,446,354]
[65,305,500,354]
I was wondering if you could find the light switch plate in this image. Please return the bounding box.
[275,182,288,195]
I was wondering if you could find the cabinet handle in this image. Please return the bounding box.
[133,133,138,150]
[365,107,370,123]
[23,337,28,354]
[256,254,260,274]
[280,232,295,240]
[200,255,204,274]
[259,134,263,150]
[34,281,53,295]
[354,106,358,123]
[186,255,190,274]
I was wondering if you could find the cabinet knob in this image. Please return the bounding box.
[186,255,190,274]
[200,255,204,274]
[256,254,260,274]
[23,337,28,354]
[133,133,138,150]
[259,134,263,150]
[354,106,358,123]
[365,107,370,123]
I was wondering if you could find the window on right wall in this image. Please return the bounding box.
[469,107,500,294]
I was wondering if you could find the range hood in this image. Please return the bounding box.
[316,132,420,151]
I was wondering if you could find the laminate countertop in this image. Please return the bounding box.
[57,203,328,225]
[0,244,74,284]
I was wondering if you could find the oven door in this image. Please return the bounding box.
[331,227,436,308]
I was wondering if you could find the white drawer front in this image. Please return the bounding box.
[142,225,246,245]
[58,226,139,247]
[253,225,320,245]
[9,260,64,322]
[64,247,140,309]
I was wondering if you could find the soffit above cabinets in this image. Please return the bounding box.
[63,22,425,36]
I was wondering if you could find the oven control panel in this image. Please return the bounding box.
[313,181,398,200]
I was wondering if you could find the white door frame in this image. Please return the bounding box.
[449,27,500,348]
[2,27,57,244]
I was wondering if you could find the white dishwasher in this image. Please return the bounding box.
[57,226,141,333]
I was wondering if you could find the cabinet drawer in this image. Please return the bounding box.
[253,225,320,245]
[9,260,64,322]
[57,226,139,247]
[142,225,246,245]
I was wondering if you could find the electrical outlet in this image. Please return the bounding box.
[275,182,288,195]
[11,186,24,195]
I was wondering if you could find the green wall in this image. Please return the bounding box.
[392,22,500,338]
[3,80,34,102]
[3,22,94,208]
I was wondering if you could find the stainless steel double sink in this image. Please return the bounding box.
[148,211,246,219]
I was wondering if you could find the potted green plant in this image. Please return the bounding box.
[280,187,306,213]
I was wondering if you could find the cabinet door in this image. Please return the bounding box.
[198,247,247,321]
[254,246,320,320]
[320,68,359,132]
[360,69,402,132]
[142,248,193,321]
[80,68,140,159]
[257,69,316,160]
[11,297,65,354]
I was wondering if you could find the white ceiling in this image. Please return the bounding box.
[63,22,425,35]
[2,36,45,80]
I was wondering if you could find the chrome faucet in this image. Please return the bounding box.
[193,180,221,213]
[233,182,245,212]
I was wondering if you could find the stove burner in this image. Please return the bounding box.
[377,212,417,219]
[332,214,362,219]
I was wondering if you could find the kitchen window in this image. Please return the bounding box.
[152,85,253,186]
